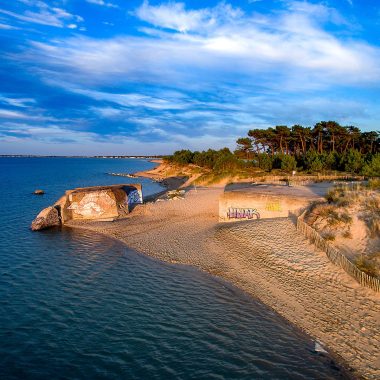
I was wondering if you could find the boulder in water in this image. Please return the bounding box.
[34,189,45,195]
[31,206,60,231]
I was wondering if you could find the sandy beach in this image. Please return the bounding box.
[68,173,380,379]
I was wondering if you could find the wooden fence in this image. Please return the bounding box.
[253,175,366,188]
[296,212,380,292]
[258,174,365,183]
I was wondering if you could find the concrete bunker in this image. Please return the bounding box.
[219,183,322,222]
[59,184,143,222]
[32,184,143,230]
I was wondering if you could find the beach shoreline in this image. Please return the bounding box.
[65,222,356,378]
[66,162,380,379]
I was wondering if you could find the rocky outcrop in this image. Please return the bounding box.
[33,189,45,195]
[31,206,60,231]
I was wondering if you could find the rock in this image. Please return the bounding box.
[34,189,45,195]
[314,340,328,354]
[31,206,60,231]
[167,189,185,200]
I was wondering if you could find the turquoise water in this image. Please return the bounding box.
[0,158,349,379]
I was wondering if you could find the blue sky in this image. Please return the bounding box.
[0,0,379,155]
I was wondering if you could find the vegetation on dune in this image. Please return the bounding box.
[367,178,380,190]
[361,197,380,238]
[355,252,380,278]
[165,148,241,170]
[306,183,380,279]
[307,202,352,230]
[165,121,379,177]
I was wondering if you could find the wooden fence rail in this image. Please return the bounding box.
[296,212,380,292]
[258,174,365,183]
[253,175,366,188]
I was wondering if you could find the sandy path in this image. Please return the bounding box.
[68,187,380,379]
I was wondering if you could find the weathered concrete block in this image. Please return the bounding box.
[219,184,319,222]
[60,184,143,222]
[31,206,60,231]
[32,184,144,230]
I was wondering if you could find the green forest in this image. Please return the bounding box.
[166,121,380,176]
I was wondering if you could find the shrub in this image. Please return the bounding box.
[257,153,273,172]
[309,201,352,228]
[362,154,380,177]
[323,231,336,241]
[339,212,352,224]
[336,199,350,207]
[272,154,283,169]
[360,197,380,238]
[341,149,364,174]
[193,149,218,168]
[342,230,352,239]
[325,187,345,203]
[355,256,379,278]
[367,218,380,238]
[324,152,338,170]
[170,149,194,165]
[213,154,241,172]
[304,151,324,172]
[367,178,380,190]
[280,155,297,172]
[310,157,324,172]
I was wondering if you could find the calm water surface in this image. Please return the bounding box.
[0,158,349,379]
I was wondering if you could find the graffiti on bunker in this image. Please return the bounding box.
[227,207,260,219]
[265,200,282,212]
[127,190,141,205]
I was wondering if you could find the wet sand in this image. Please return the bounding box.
[68,185,380,379]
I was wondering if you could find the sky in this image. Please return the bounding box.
[0,0,379,155]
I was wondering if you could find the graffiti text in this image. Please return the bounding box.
[227,208,260,220]
[128,190,141,205]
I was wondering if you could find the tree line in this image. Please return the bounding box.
[166,121,379,176]
[236,122,378,158]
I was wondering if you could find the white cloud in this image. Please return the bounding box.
[0,109,29,119]
[86,0,118,8]
[91,106,124,117]
[136,1,210,32]
[69,87,190,110]
[0,22,19,30]
[0,2,83,28]
[26,1,380,91]
[135,1,242,33]
[0,96,35,108]
[0,106,73,123]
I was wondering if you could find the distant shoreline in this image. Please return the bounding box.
[0,155,164,159]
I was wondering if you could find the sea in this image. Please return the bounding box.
[0,157,350,379]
